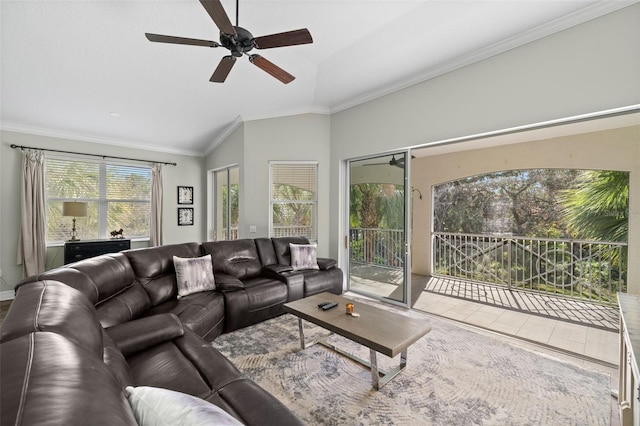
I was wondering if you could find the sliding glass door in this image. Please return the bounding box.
[211,166,239,241]
[347,152,410,305]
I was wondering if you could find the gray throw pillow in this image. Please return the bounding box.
[125,386,243,426]
[173,254,216,298]
[289,243,320,271]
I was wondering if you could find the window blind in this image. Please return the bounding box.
[45,157,151,242]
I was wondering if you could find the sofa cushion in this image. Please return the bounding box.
[21,253,150,327]
[125,386,242,426]
[126,328,242,396]
[0,332,137,426]
[125,243,202,306]
[202,239,263,280]
[290,243,320,271]
[255,237,278,266]
[0,281,104,359]
[204,378,304,426]
[145,291,225,341]
[222,278,288,332]
[272,236,309,266]
[173,254,216,298]
[56,254,151,328]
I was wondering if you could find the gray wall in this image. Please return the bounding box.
[205,113,332,256]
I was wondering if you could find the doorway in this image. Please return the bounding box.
[347,152,410,306]
[210,166,239,241]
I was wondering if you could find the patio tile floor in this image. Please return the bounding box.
[413,276,619,367]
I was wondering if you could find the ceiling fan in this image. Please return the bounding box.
[145,0,313,84]
[364,155,415,169]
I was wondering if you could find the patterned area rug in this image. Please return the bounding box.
[211,308,611,425]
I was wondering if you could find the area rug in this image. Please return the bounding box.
[211,308,611,425]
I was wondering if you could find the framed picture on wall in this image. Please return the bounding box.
[178,186,193,205]
[178,208,194,226]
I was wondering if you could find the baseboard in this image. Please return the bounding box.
[0,290,15,301]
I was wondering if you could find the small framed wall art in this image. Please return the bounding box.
[178,207,194,226]
[177,186,193,205]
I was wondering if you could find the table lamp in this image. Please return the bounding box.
[62,201,88,241]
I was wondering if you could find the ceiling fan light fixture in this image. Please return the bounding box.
[144,0,313,84]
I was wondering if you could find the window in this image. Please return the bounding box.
[269,161,318,241]
[45,157,152,243]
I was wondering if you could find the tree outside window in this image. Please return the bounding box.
[46,157,151,242]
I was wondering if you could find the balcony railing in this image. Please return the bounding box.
[349,228,404,268]
[271,225,315,240]
[433,232,627,305]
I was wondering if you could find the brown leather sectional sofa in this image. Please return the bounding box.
[0,236,343,425]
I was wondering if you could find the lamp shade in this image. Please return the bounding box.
[62,201,88,217]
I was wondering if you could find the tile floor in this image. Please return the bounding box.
[413,287,619,367]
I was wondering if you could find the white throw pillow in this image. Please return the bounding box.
[289,243,320,271]
[125,386,243,426]
[173,255,216,298]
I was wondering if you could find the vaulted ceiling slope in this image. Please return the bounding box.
[0,1,635,156]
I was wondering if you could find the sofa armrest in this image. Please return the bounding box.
[317,258,337,270]
[262,265,304,302]
[106,313,184,357]
[214,273,245,292]
[263,264,294,274]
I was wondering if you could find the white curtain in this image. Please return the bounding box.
[17,150,46,277]
[150,164,163,246]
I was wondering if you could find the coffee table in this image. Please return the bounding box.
[283,292,432,390]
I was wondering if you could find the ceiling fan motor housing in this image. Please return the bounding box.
[221,26,255,57]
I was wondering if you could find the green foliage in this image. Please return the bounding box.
[350,183,404,229]
[271,184,316,238]
[222,184,239,227]
[433,168,630,242]
[560,170,629,242]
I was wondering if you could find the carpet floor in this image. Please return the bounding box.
[211,308,612,425]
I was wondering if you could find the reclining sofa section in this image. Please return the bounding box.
[1,236,342,425]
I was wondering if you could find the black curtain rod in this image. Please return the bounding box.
[10,144,178,166]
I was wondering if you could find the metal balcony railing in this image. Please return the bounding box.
[271,225,315,241]
[432,232,627,305]
[349,228,404,268]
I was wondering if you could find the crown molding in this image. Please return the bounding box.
[331,0,639,114]
[0,121,204,157]
[204,116,244,156]
[203,105,330,155]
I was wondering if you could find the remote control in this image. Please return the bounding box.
[321,302,338,311]
[317,302,331,308]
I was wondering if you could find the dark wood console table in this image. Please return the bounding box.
[64,239,131,264]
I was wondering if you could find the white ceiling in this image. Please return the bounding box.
[1,0,635,156]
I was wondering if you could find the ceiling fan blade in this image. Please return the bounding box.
[249,55,295,84]
[210,56,236,82]
[199,0,236,36]
[145,33,219,47]
[253,29,313,49]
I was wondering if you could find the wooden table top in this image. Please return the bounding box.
[284,292,432,357]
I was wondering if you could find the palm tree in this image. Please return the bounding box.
[350,183,404,263]
[560,170,628,285]
[561,170,628,242]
